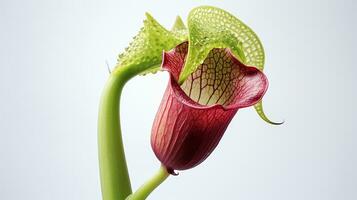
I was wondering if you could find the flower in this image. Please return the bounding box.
[151,42,268,173]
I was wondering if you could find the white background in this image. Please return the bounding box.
[0,0,356,199]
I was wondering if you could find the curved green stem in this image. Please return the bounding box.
[98,66,138,200]
[126,166,170,200]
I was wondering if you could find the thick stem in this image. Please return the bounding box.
[126,166,170,200]
[98,67,135,200]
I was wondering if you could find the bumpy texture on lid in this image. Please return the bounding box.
[115,6,280,124]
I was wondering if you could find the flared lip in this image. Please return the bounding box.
[161,48,269,111]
